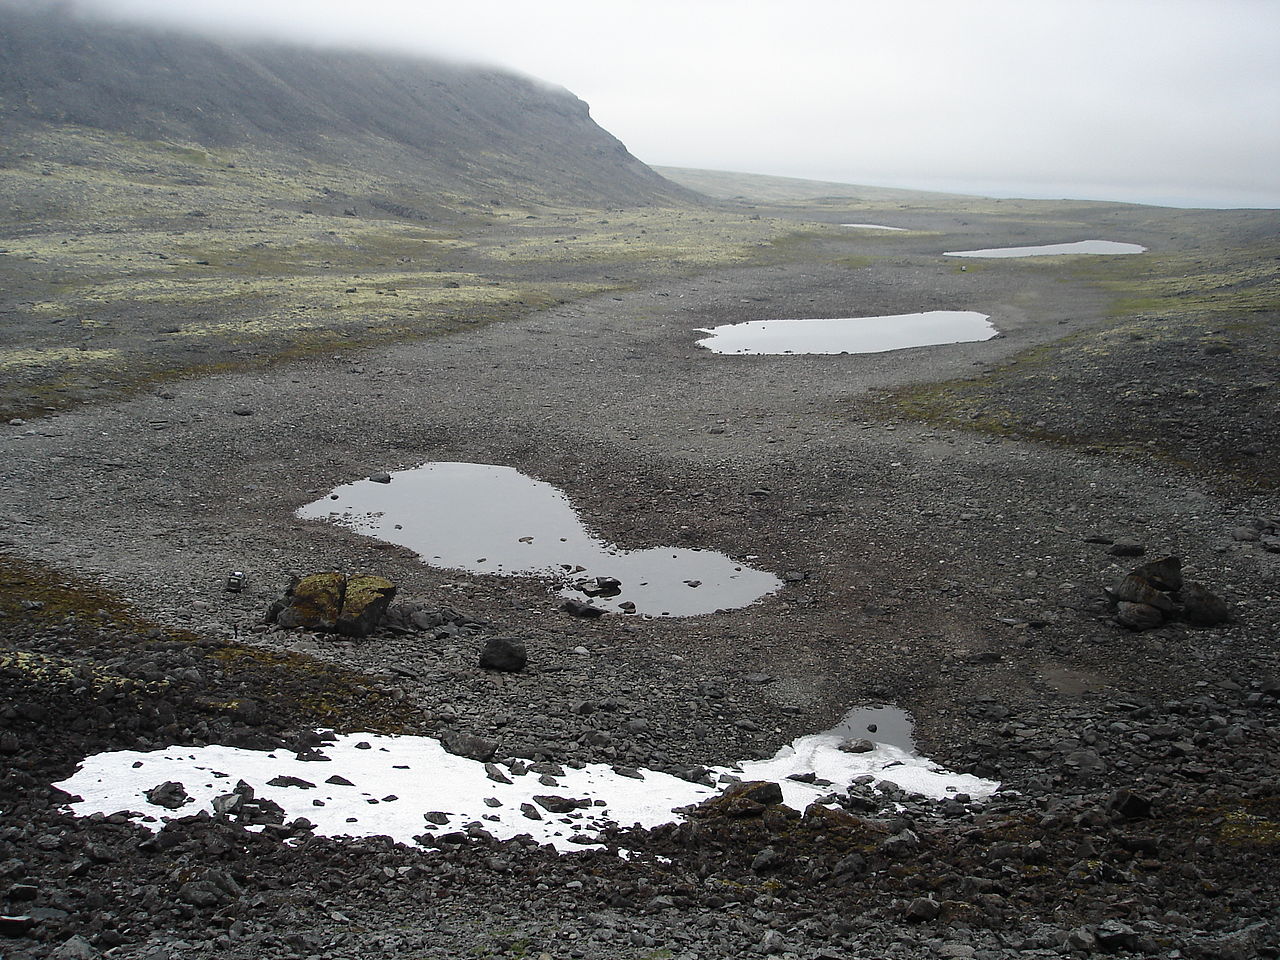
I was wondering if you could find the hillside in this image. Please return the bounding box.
[0,3,694,207]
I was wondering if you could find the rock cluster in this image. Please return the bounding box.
[1104,556,1229,631]
[263,572,396,638]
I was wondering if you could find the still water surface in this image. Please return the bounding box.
[944,239,1146,258]
[696,310,995,355]
[297,463,780,617]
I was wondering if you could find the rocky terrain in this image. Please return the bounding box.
[2,6,1280,960]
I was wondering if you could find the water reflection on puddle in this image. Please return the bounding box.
[840,223,907,231]
[825,704,916,753]
[696,310,995,355]
[297,463,780,617]
[944,239,1146,258]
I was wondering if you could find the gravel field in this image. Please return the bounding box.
[2,199,1278,959]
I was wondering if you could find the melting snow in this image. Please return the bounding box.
[53,723,999,854]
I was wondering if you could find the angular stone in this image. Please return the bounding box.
[1108,788,1153,820]
[442,731,498,763]
[144,781,190,809]
[838,737,876,754]
[560,598,605,618]
[533,794,589,814]
[1131,555,1183,592]
[479,636,527,672]
[1108,539,1146,557]
[336,574,396,638]
[1107,574,1175,612]
[903,896,940,922]
[1114,601,1165,631]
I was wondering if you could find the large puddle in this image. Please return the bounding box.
[695,310,996,355]
[297,463,780,617]
[944,239,1146,258]
[840,223,907,231]
[52,706,998,853]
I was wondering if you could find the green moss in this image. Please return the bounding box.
[1219,809,1280,847]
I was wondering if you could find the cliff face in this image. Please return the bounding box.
[0,4,693,206]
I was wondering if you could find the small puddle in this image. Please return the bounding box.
[840,223,907,231]
[297,463,780,617]
[696,310,996,355]
[944,239,1146,258]
[824,704,916,753]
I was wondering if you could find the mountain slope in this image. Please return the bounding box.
[0,3,694,207]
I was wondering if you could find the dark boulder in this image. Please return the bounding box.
[442,731,498,763]
[479,637,527,672]
[1180,582,1230,626]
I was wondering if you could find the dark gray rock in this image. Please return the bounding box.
[751,846,783,873]
[838,737,876,754]
[903,896,941,922]
[1114,601,1165,631]
[1180,583,1230,626]
[1133,555,1183,592]
[143,781,190,809]
[1108,788,1153,820]
[1108,539,1146,557]
[560,598,605,618]
[442,731,498,763]
[479,637,527,672]
[533,795,589,814]
[1108,573,1175,612]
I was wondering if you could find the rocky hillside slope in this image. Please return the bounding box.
[0,3,693,207]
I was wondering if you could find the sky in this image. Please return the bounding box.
[69,0,1280,208]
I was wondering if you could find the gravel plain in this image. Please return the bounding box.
[2,200,1278,959]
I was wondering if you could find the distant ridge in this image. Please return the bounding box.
[0,3,696,207]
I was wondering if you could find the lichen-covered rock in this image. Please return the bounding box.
[266,572,397,637]
[694,779,788,818]
[336,574,396,638]
[274,571,345,631]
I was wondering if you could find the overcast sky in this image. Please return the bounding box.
[74,0,1280,208]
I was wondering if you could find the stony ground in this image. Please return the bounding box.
[2,184,1279,959]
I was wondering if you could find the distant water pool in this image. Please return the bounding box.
[840,223,907,231]
[297,463,780,617]
[944,240,1146,258]
[696,310,996,355]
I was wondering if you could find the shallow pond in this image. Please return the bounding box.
[944,239,1146,258]
[297,462,780,617]
[696,310,995,355]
